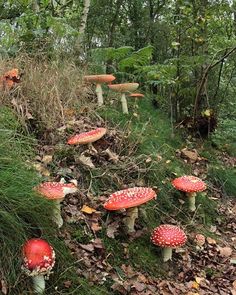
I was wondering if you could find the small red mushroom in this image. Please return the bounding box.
[104,187,156,233]
[172,175,206,211]
[151,224,187,262]
[67,127,107,145]
[129,93,144,108]
[22,238,55,294]
[35,181,78,228]
[84,74,116,106]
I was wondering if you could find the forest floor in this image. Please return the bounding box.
[29,97,236,295]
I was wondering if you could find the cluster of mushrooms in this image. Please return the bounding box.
[21,125,207,294]
[84,74,144,114]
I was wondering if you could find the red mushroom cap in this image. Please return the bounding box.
[172,175,206,193]
[22,239,55,276]
[84,74,116,84]
[129,93,144,98]
[108,83,139,93]
[104,187,156,210]
[1,68,20,89]
[36,182,78,200]
[151,224,187,248]
[67,127,107,145]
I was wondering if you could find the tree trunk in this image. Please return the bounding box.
[76,0,91,52]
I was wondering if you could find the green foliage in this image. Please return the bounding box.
[0,107,57,289]
[211,119,236,156]
[209,166,236,197]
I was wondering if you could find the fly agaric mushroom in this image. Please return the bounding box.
[35,181,78,228]
[172,175,206,212]
[108,83,139,114]
[22,238,55,294]
[104,187,156,233]
[0,68,21,90]
[129,93,144,108]
[151,224,187,262]
[67,127,106,146]
[84,74,116,106]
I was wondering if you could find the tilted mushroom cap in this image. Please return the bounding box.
[67,127,107,145]
[108,83,139,93]
[84,74,116,84]
[129,93,144,98]
[36,182,78,200]
[104,187,156,210]
[172,175,206,193]
[151,224,187,248]
[22,239,55,276]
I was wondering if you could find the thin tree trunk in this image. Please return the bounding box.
[76,0,91,52]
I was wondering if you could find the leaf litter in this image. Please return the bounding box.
[34,114,235,294]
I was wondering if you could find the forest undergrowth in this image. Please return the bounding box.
[0,59,235,295]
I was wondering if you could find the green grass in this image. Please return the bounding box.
[0,107,109,294]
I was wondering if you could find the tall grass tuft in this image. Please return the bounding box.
[0,55,92,131]
[0,107,58,292]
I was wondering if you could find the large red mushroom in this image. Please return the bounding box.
[67,127,107,145]
[35,181,78,228]
[22,238,55,294]
[151,224,187,262]
[172,175,206,211]
[84,74,116,106]
[104,187,156,233]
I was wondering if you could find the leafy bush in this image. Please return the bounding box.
[211,119,236,156]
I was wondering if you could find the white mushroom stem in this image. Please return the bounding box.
[53,199,63,228]
[163,247,173,262]
[121,93,128,114]
[32,275,45,294]
[187,192,197,212]
[95,83,104,106]
[124,207,138,233]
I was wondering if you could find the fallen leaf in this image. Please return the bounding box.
[218,246,233,257]
[41,155,53,164]
[106,221,120,238]
[1,280,7,295]
[78,154,95,169]
[81,205,97,214]
[104,148,119,163]
[181,148,198,162]
[206,237,216,244]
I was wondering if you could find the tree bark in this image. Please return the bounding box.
[76,0,91,52]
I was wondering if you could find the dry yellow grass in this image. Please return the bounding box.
[0,55,93,130]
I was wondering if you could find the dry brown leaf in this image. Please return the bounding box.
[81,205,97,214]
[104,148,119,163]
[181,148,198,162]
[1,280,7,295]
[33,163,51,176]
[206,237,216,244]
[78,154,95,169]
[41,155,53,164]
[218,246,233,257]
[106,221,120,238]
